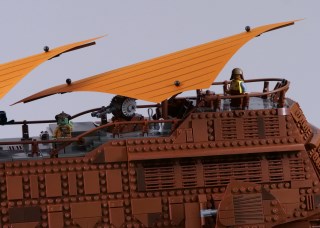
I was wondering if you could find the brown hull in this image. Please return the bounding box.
[2,95,320,228]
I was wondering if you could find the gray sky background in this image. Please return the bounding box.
[0,1,319,138]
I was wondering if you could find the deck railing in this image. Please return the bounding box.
[0,78,290,157]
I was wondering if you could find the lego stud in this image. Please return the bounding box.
[43,46,50,52]
[66,78,72,85]
[174,80,181,87]
[245,26,251,32]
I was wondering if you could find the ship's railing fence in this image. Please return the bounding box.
[0,119,181,157]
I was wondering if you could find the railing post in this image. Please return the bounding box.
[21,121,31,153]
[214,95,221,112]
[22,121,30,139]
[142,121,149,136]
[278,90,285,108]
[31,139,39,157]
[112,123,121,138]
[262,81,269,99]
[223,81,228,95]
[242,94,250,110]
[161,100,168,119]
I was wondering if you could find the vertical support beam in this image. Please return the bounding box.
[242,94,249,110]
[262,81,269,99]
[278,90,285,108]
[161,100,168,119]
[223,80,228,95]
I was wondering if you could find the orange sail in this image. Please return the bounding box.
[0,36,103,99]
[16,20,298,104]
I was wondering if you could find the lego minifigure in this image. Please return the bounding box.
[53,112,72,138]
[228,68,247,108]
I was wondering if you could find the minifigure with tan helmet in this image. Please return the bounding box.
[229,68,246,94]
[228,68,247,108]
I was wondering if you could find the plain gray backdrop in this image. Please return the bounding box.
[0,1,319,138]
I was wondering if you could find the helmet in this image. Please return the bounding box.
[230,68,244,80]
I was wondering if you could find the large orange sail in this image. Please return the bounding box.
[0,36,103,100]
[16,20,298,104]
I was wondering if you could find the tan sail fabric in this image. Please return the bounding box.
[0,36,103,99]
[16,20,297,104]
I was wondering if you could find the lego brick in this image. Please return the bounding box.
[169,203,185,226]
[280,221,313,228]
[278,115,287,137]
[291,180,313,189]
[282,157,291,181]
[109,207,125,228]
[9,207,24,223]
[47,204,63,212]
[270,189,300,204]
[45,173,62,197]
[106,169,123,193]
[131,198,162,214]
[6,176,23,200]
[169,196,183,204]
[219,218,236,226]
[196,162,204,187]
[48,212,64,228]
[198,194,207,203]
[134,214,149,227]
[10,222,39,228]
[9,206,41,223]
[260,159,270,182]
[174,130,186,143]
[83,171,100,195]
[282,203,300,217]
[29,175,39,199]
[186,129,194,142]
[214,119,222,140]
[192,119,208,142]
[236,118,244,139]
[104,146,127,162]
[218,210,235,219]
[262,200,272,216]
[185,203,201,228]
[136,164,146,191]
[135,213,161,227]
[74,217,101,228]
[174,164,183,188]
[219,195,233,211]
[68,172,77,196]
[70,201,101,219]
[108,200,123,208]
[257,116,265,138]
[232,193,264,224]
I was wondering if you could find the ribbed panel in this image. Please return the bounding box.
[289,158,305,180]
[222,118,237,140]
[233,194,264,224]
[243,117,259,139]
[144,166,175,191]
[203,161,262,187]
[181,161,198,188]
[268,159,284,182]
[264,116,280,137]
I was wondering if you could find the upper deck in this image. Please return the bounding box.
[0,77,312,163]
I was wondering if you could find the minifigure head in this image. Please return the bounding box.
[57,117,69,126]
[205,90,215,95]
[55,111,71,126]
[230,68,244,80]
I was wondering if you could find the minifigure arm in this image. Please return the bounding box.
[241,82,247,93]
[53,127,59,138]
